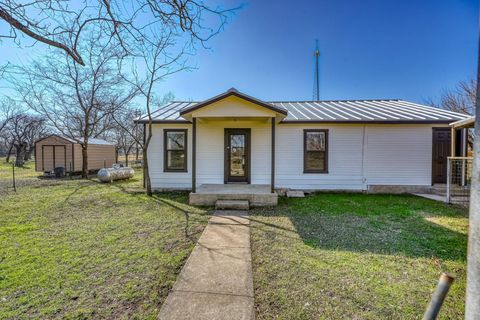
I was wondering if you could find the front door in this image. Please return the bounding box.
[225,129,250,183]
[432,128,451,184]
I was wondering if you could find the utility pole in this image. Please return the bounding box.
[465,20,480,320]
[313,40,320,101]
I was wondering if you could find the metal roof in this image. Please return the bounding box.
[450,116,475,129]
[136,99,470,124]
[35,134,115,145]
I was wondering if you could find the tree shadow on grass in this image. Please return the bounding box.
[151,193,211,243]
[250,193,468,262]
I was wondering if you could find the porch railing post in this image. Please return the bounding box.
[446,157,451,203]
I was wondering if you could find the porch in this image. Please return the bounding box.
[189,184,278,207]
[445,117,474,205]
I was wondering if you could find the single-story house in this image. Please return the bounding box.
[35,134,116,173]
[135,88,470,206]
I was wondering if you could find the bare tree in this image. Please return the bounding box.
[0,0,237,65]
[4,111,46,167]
[0,97,13,135]
[113,62,175,195]
[110,107,143,166]
[13,32,138,177]
[0,98,15,160]
[426,79,476,115]
[426,79,476,149]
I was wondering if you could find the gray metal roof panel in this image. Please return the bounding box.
[135,99,470,123]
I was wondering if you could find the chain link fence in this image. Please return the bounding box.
[446,157,473,205]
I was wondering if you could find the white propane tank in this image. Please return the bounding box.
[97,166,135,183]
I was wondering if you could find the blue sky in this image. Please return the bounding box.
[164,0,479,103]
[1,0,478,104]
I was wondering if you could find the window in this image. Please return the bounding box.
[164,129,187,172]
[304,129,328,173]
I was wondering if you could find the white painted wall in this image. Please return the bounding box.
[196,118,271,185]
[148,123,192,190]
[275,123,449,190]
[275,124,364,190]
[148,121,449,191]
[363,125,436,186]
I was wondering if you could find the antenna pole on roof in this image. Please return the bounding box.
[313,40,320,101]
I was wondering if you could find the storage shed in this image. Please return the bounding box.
[35,134,116,173]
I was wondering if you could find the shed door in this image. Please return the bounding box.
[432,128,451,184]
[42,146,54,171]
[54,146,66,169]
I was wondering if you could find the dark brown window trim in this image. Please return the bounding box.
[163,129,188,172]
[303,129,329,174]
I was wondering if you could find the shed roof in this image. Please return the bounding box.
[35,134,114,145]
[135,90,470,124]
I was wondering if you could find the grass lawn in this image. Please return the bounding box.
[250,193,468,320]
[0,163,210,319]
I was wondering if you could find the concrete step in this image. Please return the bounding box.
[215,200,250,210]
[286,190,305,198]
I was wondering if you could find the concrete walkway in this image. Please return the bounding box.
[413,193,446,203]
[158,210,254,320]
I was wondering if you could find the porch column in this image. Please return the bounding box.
[192,118,197,193]
[451,127,456,157]
[271,117,275,193]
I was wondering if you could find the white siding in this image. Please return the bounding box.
[196,119,271,185]
[275,124,364,190]
[148,120,449,191]
[275,123,448,190]
[364,125,435,186]
[148,123,192,190]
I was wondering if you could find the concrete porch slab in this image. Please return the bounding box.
[190,184,277,207]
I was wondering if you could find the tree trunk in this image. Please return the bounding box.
[144,123,152,196]
[135,143,139,160]
[15,143,27,167]
[24,145,34,161]
[5,142,13,162]
[81,144,88,178]
[465,32,480,320]
[125,149,129,167]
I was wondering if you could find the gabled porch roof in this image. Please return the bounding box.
[179,88,288,117]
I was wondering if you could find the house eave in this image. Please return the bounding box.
[178,88,288,117]
[134,119,192,124]
[279,120,459,124]
[134,119,459,125]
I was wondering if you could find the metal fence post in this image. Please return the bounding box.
[12,162,16,192]
[446,158,451,203]
[423,273,454,320]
